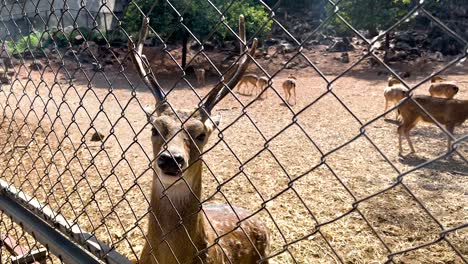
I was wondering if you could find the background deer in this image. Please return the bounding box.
[397,95,468,155]
[236,73,259,95]
[384,75,408,120]
[282,74,297,105]
[129,16,269,264]
[194,68,206,86]
[256,76,269,99]
[429,76,459,99]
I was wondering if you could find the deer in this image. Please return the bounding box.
[397,95,468,155]
[428,76,459,99]
[129,16,269,264]
[384,75,408,120]
[282,74,297,106]
[194,68,206,86]
[256,76,269,99]
[236,73,259,95]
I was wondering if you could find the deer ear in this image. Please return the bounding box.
[204,115,221,132]
[143,105,158,123]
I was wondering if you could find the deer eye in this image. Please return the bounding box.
[195,133,206,142]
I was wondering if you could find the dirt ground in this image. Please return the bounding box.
[0,46,466,263]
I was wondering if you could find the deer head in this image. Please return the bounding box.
[129,16,257,188]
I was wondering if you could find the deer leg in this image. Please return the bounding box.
[292,87,297,105]
[384,99,389,118]
[240,84,246,95]
[394,106,400,120]
[404,121,418,154]
[398,124,405,155]
[445,124,455,152]
[405,128,415,154]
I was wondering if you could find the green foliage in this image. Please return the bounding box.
[219,1,273,40]
[6,31,41,55]
[329,0,412,37]
[123,0,272,43]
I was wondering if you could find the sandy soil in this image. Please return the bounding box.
[0,46,466,263]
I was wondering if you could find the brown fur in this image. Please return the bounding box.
[431,76,445,83]
[236,73,258,95]
[256,77,269,99]
[387,76,402,87]
[397,95,468,154]
[428,77,459,99]
[384,76,407,119]
[282,75,297,105]
[132,15,269,264]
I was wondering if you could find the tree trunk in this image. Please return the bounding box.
[383,32,390,63]
[182,31,188,69]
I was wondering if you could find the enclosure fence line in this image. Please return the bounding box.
[0,0,466,263]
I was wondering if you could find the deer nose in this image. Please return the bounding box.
[157,153,185,176]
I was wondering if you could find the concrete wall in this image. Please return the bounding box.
[0,0,128,39]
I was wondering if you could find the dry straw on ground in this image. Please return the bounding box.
[0,49,466,263]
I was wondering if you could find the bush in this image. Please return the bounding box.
[6,32,41,55]
[123,0,272,43]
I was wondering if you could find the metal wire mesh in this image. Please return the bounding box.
[0,0,466,263]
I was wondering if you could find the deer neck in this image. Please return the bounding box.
[144,160,207,263]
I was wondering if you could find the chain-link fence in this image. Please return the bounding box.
[0,0,466,263]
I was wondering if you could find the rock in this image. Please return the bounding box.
[276,41,295,54]
[327,38,354,52]
[368,57,379,67]
[394,41,412,51]
[399,71,411,78]
[90,131,105,142]
[284,61,298,69]
[340,52,349,63]
[387,50,408,62]
[63,25,74,34]
[408,47,420,56]
[201,41,215,51]
[431,51,444,62]
[395,32,415,46]
[430,36,462,55]
[307,39,320,46]
[221,40,236,50]
[413,32,428,42]
[65,49,77,58]
[29,61,43,71]
[80,56,91,64]
[73,34,84,45]
[265,38,281,46]
[0,76,9,84]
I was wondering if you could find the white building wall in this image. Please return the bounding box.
[0,0,127,39]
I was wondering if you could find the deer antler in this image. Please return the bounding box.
[201,15,258,120]
[128,16,165,105]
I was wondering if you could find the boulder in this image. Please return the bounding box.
[327,38,354,52]
[90,131,105,142]
[29,61,43,71]
[265,38,281,46]
[340,52,349,63]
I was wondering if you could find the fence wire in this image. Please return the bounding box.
[0,0,466,263]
